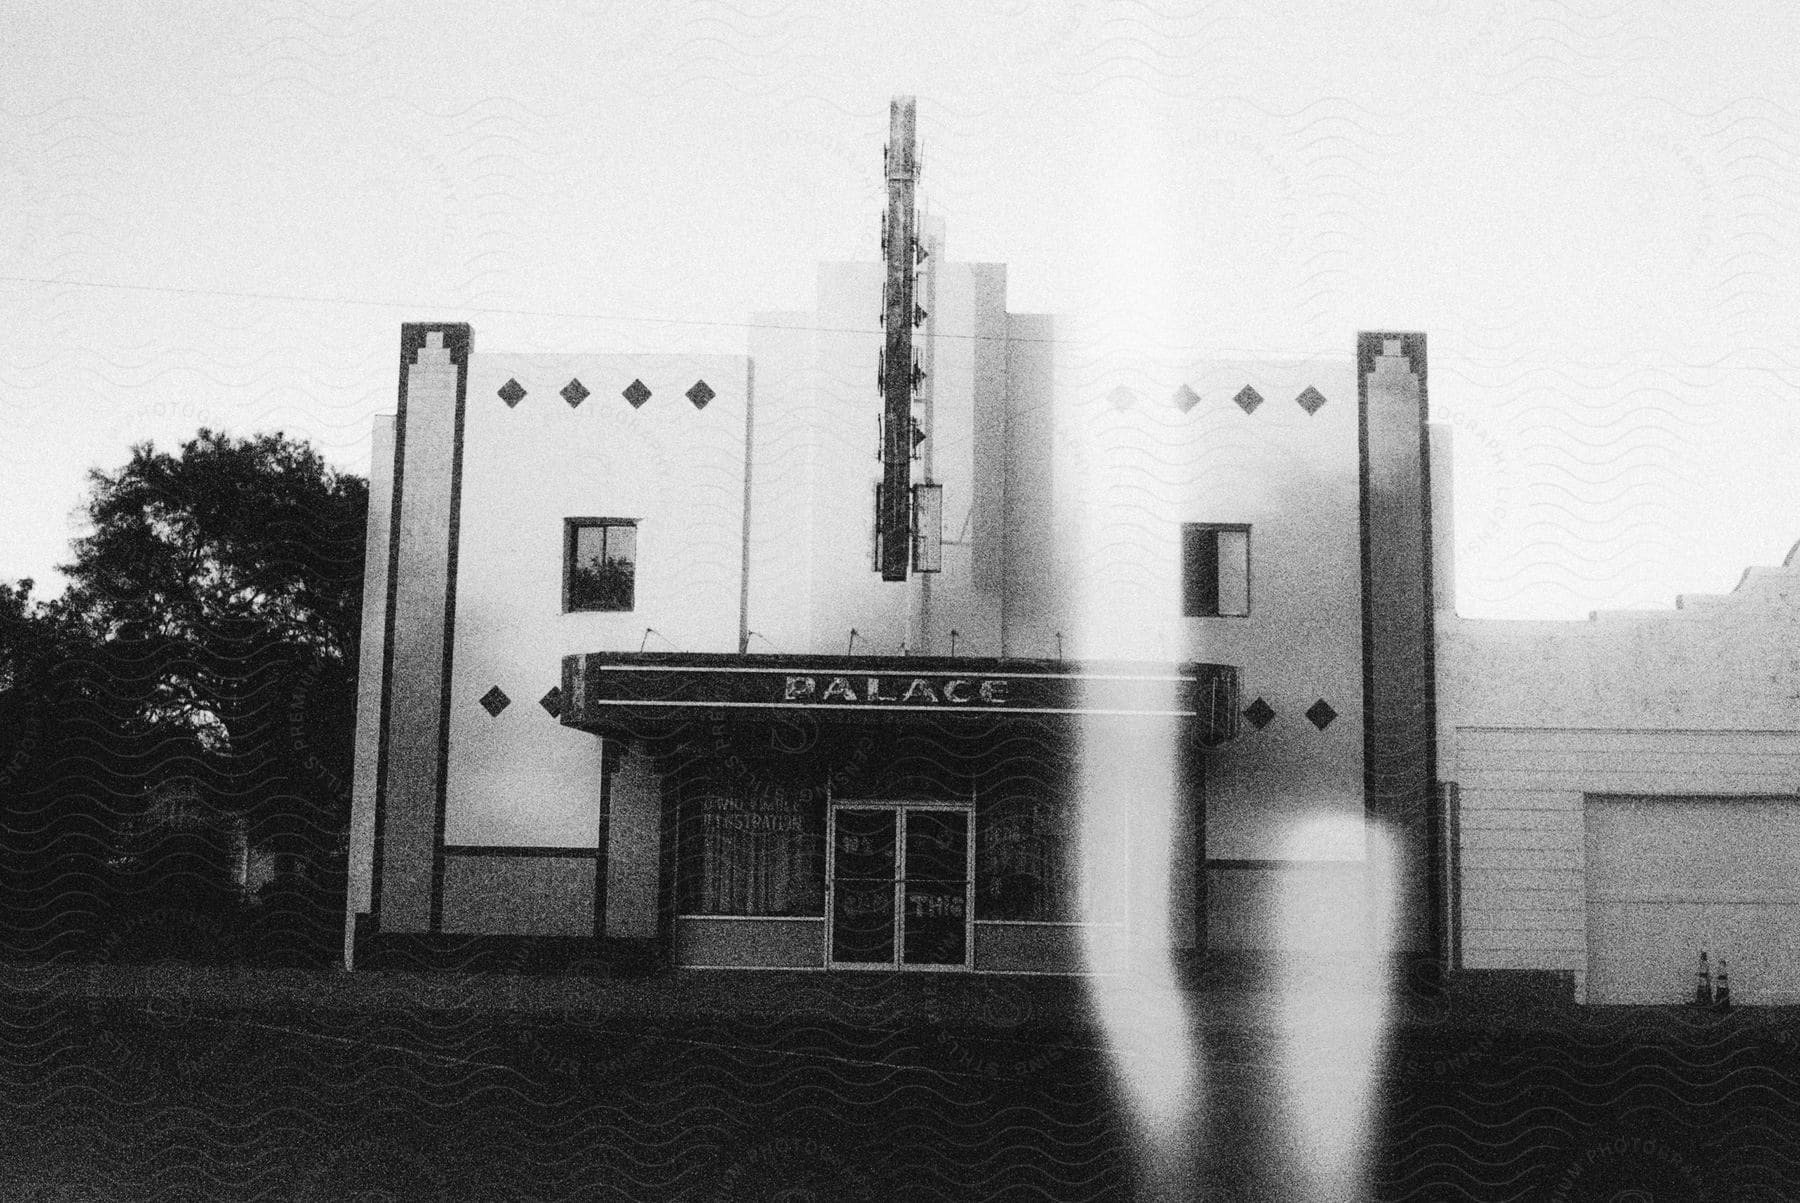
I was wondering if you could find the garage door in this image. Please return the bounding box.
[1586,796,1800,1005]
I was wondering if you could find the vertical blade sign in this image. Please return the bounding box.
[878,96,919,581]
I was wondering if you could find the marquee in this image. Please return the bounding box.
[559,652,1239,745]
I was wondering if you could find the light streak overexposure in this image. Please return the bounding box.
[1274,815,1397,1201]
[1074,709,1203,1201]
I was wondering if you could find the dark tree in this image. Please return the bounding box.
[65,429,364,661]
[1,429,368,962]
[0,579,134,953]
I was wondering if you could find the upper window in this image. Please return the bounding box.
[564,518,637,612]
[1182,523,1250,617]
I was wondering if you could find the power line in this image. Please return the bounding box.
[3,273,1794,370]
[0,272,1344,358]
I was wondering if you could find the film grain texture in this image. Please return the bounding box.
[2,3,1798,1200]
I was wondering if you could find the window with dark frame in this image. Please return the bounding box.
[1182,523,1251,617]
[564,518,637,612]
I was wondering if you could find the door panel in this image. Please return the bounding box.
[831,809,897,964]
[902,810,969,967]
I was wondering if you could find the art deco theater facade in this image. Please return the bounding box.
[351,97,1800,996]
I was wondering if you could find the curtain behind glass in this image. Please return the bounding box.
[977,797,1072,921]
[680,795,823,916]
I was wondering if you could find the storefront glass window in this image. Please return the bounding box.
[972,799,1059,921]
[976,796,1128,924]
[677,794,824,916]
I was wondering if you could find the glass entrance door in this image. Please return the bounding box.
[828,803,972,970]
[902,809,969,967]
[828,808,897,965]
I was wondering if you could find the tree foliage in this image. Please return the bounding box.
[59,429,366,803]
[0,429,367,958]
[64,428,364,667]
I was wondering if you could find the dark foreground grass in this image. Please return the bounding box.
[0,964,1795,1199]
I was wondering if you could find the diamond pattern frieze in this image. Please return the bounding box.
[1305,699,1337,730]
[497,378,526,407]
[1295,386,1327,416]
[479,686,511,717]
[1234,385,1263,415]
[1243,697,1276,730]
[561,378,590,408]
[623,379,651,408]
[686,380,715,410]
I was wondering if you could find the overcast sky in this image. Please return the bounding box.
[3,1,1795,619]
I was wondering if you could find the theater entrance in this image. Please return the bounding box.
[827,801,973,970]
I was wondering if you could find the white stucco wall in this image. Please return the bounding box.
[443,352,750,847]
[345,416,394,928]
[742,310,816,655]
[1040,337,1378,950]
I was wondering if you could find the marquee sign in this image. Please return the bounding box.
[560,652,1239,744]
[780,673,1011,707]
